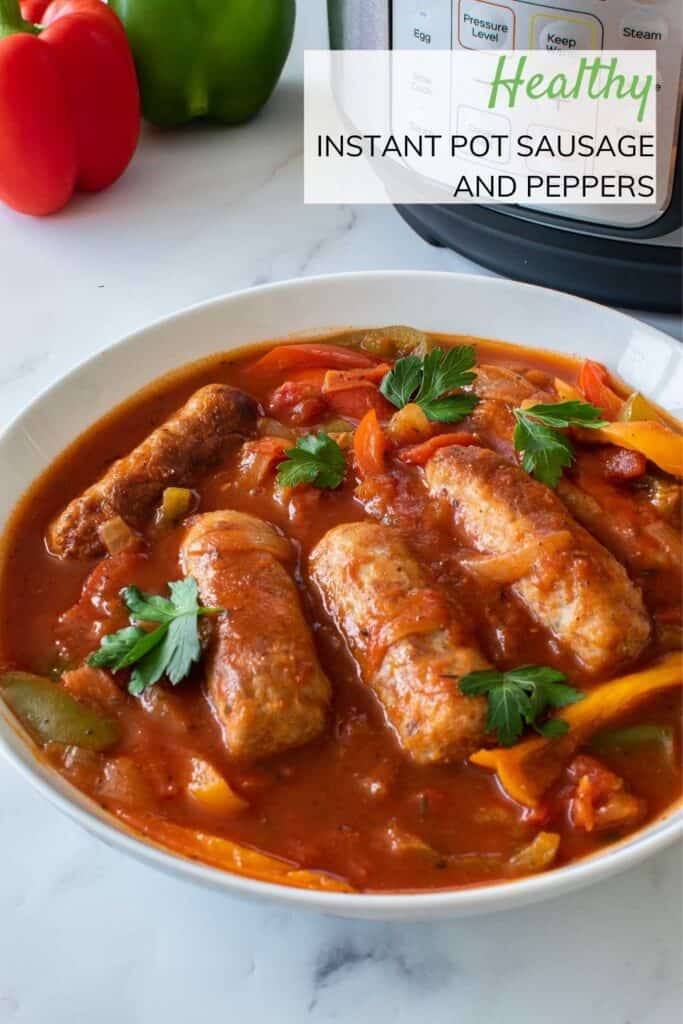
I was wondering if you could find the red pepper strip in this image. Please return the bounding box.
[327,387,394,422]
[354,409,386,478]
[398,432,478,465]
[578,361,623,420]
[248,344,376,378]
[0,0,139,215]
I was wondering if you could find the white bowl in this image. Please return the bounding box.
[0,271,680,920]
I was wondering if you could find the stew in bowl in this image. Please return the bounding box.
[1,324,681,895]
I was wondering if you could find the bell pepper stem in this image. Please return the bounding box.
[0,0,39,38]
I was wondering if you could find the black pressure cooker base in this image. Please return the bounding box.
[396,204,682,314]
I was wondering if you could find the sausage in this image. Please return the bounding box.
[48,384,257,559]
[181,511,331,759]
[470,365,680,582]
[309,522,488,764]
[425,446,651,675]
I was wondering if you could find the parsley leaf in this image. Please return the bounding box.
[276,432,346,489]
[513,400,607,488]
[379,355,422,409]
[87,576,221,696]
[380,346,479,423]
[459,664,583,746]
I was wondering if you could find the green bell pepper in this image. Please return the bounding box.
[110,0,296,128]
[1,671,121,750]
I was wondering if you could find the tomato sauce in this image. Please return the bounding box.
[0,332,680,893]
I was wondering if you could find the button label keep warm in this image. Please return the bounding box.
[531,12,603,50]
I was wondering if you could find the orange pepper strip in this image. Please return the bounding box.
[470,652,682,807]
[578,360,623,420]
[398,432,478,465]
[354,409,386,477]
[553,377,584,403]
[248,344,376,377]
[116,810,355,892]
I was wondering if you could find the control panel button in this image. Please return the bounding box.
[619,9,668,47]
[393,1,453,50]
[458,0,515,51]
[531,12,603,50]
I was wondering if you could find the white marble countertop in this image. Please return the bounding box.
[0,8,681,1023]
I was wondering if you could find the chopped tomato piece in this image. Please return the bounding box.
[567,754,646,833]
[599,446,648,482]
[267,380,327,425]
[248,343,376,377]
[578,360,623,420]
[354,409,386,478]
[398,432,478,465]
[238,438,290,487]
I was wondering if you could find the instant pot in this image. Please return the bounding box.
[328,1,683,312]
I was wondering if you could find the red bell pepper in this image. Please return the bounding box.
[0,0,139,215]
[578,360,623,420]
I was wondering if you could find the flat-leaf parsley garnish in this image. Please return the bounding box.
[276,432,346,489]
[88,576,222,695]
[380,346,479,423]
[459,664,584,747]
[513,400,607,488]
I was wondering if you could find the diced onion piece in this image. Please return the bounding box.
[642,476,681,519]
[387,403,433,446]
[98,756,153,808]
[508,832,560,874]
[98,516,135,555]
[643,520,683,560]
[116,810,355,891]
[460,530,572,585]
[187,758,248,815]
[322,364,389,394]
[257,417,296,440]
[328,431,354,451]
[323,417,354,434]
[383,825,438,857]
[159,487,194,526]
[470,652,682,807]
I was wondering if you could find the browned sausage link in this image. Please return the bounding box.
[182,511,331,760]
[310,522,488,764]
[471,365,681,579]
[47,384,257,559]
[425,446,651,676]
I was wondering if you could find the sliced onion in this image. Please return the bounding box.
[460,531,572,585]
[508,832,560,874]
[98,516,135,555]
[644,520,683,560]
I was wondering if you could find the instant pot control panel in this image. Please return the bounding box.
[391,0,683,229]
